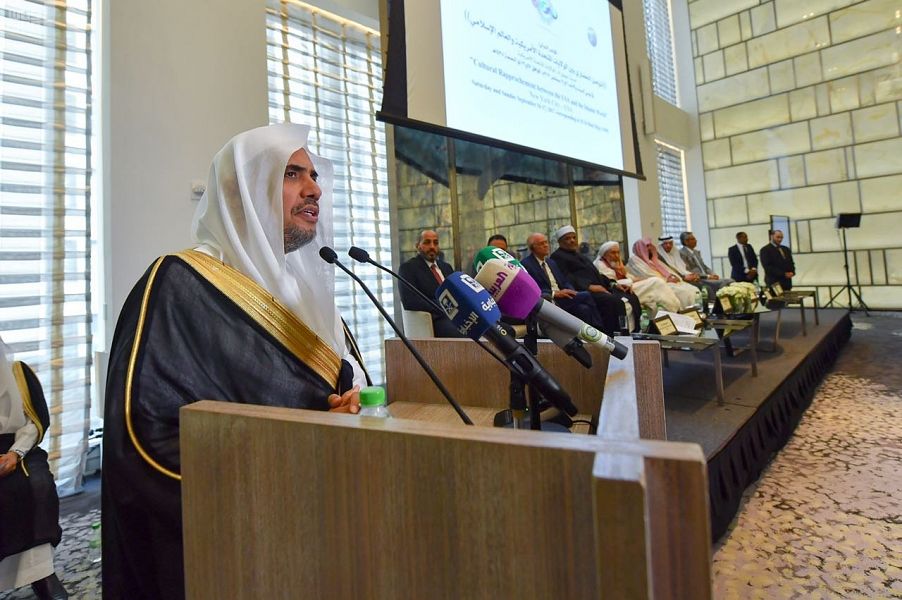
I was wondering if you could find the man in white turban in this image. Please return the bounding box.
[594,241,681,313]
[102,124,368,600]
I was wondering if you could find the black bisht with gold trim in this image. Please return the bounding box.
[0,362,61,561]
[101,251,356,600]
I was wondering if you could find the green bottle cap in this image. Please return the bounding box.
[359,386,386,407]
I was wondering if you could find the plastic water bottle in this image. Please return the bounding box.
[89,522,101,563]
[694,288,703,311]
[639,309,650,332]
[358,386,391,418]
[700,286,708,311]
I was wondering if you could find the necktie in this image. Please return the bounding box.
[740,245,749,269]
[778,246,786,260]
[430,263,443,285]
[541,261,559,294]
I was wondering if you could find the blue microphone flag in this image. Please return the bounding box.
[435,273,501,338]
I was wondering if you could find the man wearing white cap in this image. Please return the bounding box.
[550,225,639,334]
[102,123,369,599]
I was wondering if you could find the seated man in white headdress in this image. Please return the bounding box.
[102,124,369,600]
[594,241,681,314]
[0,340,66,600]
[678,231,732,294]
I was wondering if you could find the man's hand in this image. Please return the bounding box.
[328,385,360,414]
[0,452,18,478]
[684,273,701,283]
[588,284,609,294]
[785,272,794,278]
[553,289,577,300]
[709,274,720,280]
[616,283,631,292]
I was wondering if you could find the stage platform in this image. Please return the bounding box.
[660,307,852,540]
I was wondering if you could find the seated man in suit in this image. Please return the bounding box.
[549,226,638,335]
[520,232,605,331]
[678,231,732,295]
[728,231,759,282]
[760,229,795,291]
[398,230,463,338]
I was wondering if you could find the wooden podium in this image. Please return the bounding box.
[180,340,711,599]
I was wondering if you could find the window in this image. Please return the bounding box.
[642,0,679,106]
[266,0,392,384]
[656,141,689,240]
[0,0,94,494]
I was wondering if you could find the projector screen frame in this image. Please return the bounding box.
[378,0,645,181]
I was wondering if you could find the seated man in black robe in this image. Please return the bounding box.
[0,342,66,600]
[520,232,604,331]
[550,226,640,335]
[102,124,369,600]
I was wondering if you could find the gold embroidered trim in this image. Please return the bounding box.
[342,320,370,385]
[12,362,45,444]
[125,257,181,480]
[175,250,341,384]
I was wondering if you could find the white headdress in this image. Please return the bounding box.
[192,123,345,355]
[0,338,26,435]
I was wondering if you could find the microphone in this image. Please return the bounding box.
[318,246,474,425]
[475,259,629,360]
[472,246,522,274]
[435,272,577,416]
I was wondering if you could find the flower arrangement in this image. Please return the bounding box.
[716,282,759,314]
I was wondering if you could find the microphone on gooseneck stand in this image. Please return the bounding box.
[318,246,474,425]
[475,259,629,360]
[346,246,509,368]
[435,272,578,418]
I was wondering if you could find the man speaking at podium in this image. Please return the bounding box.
[102,124,367,600]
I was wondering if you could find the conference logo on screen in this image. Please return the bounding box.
[531,0,558,24]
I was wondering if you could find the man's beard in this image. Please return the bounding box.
[284,225,315,254]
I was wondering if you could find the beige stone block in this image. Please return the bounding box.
[858,286,902,310]
[822,30,900,82]
[689,0,758,28]
[703,139,733,169]
[713,195,749,226]
[697,67,770,112]
[887,250,902,284]
[705,160,781,198]
[843,211,902,250]
[871,250,887,285]
[697,23,719,55]
[810,113,853,150]
[691,30,698,58]
[860,173,902,212]
[703,50,725,81]
[731,122,811,164]
[815,84,831,116]
[747,17,830,69]
[750,3,777,36]
[778,155,807,188]
[808,217,845,251]
[695,57,705,85]
[795,220,811,253]
[789,87,817,121]
[858,69,878,107]
[805,148,848,185]
[713,94,790,137]
[875,68,902,103]
[775,0,857,28]
[724,43,748,76]
[855,251,872,285]
[708,200,717,226]
[854,138,902,178]
[768,59,795,94]
[711,224,771,258]
[700,112,715,141]
[739,11,753,40]
[845,147,857,180]
[852,103,900,143]
[718,15,742,47]
[793,52,822,88]
[793,251,852,286]
[830,0,901,44]
[747,186,832,223]
[830,181,861,214]
[828,76,860,113]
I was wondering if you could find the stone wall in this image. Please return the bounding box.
[689,0,902,308]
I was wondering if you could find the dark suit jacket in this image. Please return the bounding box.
[398,255,454,319]
[521,254,574,299]
[759,243,795,289]
[728,243,759,282]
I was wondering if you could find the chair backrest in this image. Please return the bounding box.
[401,310,434,338]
